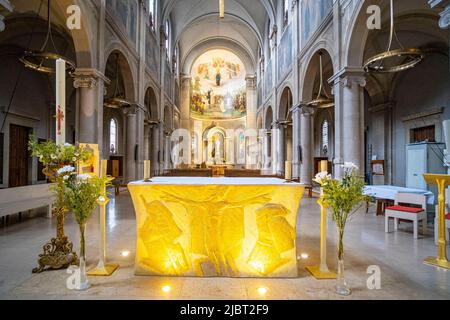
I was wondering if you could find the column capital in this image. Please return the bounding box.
[0,0,13,32]
[299,105,315,116]
[72,68,110,88]
[329,67,366,88]
[246,75,257,89]
[429,0,450,28]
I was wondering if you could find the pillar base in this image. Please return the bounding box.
[423,257,450,270]
[305,266,337,279]
[87,263,119,276]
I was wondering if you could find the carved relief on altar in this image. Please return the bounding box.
[131,184,304,278]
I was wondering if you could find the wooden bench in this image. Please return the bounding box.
[0,184,55,223]
[163,169,213,177]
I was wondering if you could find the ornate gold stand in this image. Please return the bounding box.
[306,192,337,279]
[88,177,118,276]
[33,171,78,273]
[32,209,79,273]
[423,174,450,269]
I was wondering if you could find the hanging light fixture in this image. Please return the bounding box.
[363,0,424,73]
[19,0,76,74]
[306,52,334,109]
[104,53,132,109]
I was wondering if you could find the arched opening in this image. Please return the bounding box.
[278,87,293,173]
[144,87,159,174]
[302,49,335,178]
[103,50,136,181]
[347,0,449,186]
[0,10,77,188]
[264,106,274,170]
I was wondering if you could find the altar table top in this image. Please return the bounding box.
[364,185,435,205]
[129,177,301,186]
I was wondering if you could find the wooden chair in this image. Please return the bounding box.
[385,193,427,239]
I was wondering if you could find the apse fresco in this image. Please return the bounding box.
[190,49,247,120]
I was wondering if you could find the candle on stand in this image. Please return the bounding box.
[100,160,108,178]
[285,161,292,181]
[144,160,151,181]
[55,59,66,145]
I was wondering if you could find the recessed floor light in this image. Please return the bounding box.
[162,285,171,293]
[121,250,130,257]
[301,253,309,259]
[257,287,268,295]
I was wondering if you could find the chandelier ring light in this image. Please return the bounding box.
[305,51,335,109]
[19,0,76,74]
[363,0,424,74]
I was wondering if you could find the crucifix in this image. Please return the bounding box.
[55,58,66,145]
[219,0,224,19]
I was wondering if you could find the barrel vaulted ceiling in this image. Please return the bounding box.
[161,0,275,75]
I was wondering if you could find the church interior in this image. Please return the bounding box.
[0,0,449,300]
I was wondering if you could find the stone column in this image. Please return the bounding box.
[163,132,172,170]
[262,130,271,171]
[152,123,160,175]
[73,69,109,148]
[246,76,257,169]
[342,73,366,174]
[292,105,301,180]
[180,75,191,164]
[271,124,278,175]
[278,124,286,175]
[126,107,137,182]
[330,68,366,178]
[144,125,151,160]
[300,106,314,186]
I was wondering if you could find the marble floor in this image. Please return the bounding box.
[0,190,449,300]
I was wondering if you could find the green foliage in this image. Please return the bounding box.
[315,165,368,260]
[28,136,92,167]
[64,174,110,227]
[321,169,367,230]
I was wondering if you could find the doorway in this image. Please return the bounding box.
[9,124,30,188]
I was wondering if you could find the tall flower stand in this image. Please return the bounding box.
[423,174,450,269]
[33,173,78,273]
[305,191,336,279]
[87,175,118,276]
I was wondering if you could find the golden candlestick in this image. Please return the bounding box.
[285,160,293,183]
[87,160,119,276]
[144,160,152,182]
[422,174,450,269]
[306,188,337,279]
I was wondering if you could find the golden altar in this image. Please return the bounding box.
[128,177,304,278]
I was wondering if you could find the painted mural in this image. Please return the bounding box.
[278,23,293,81]
[190,49,247,120]
[301,0,333,45]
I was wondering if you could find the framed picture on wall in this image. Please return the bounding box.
[371,160,385,176]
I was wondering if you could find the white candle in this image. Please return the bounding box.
[101,160,108,178]
[55,59,66,145]
[144,160,151,180]
[320,160,328,174]
[285,161,292,181]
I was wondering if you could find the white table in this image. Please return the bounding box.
[364,185,435,216]
[364,185,435,204]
